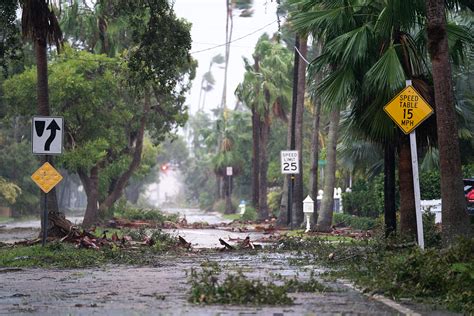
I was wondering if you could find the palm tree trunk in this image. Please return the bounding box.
[425,0,471,244]
[277,110,293,226]
[316,108,340,232]
[36,40,49,117]
[384,141,396,237]
[398,134,417,238]
[35,38,62,236]
[309,42,323,225]
[292,36,307,226]
[251,107,260,208]
[258,116,270,220]
[310,95,322,225]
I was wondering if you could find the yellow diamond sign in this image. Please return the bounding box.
[384,85,433,134]
[31,162,63,193]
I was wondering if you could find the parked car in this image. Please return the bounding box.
[463,179,474,215]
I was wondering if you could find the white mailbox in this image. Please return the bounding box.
[303,195,314,232]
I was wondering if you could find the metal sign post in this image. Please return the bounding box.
[42,191,48,247]
[31,162,63,246]
[281,150,300,228]
[384,80,432,249]
[410,129,424,249]
[31,116,64,246]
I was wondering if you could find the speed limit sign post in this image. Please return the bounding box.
[281,150,299,229]
[281,150,299,174]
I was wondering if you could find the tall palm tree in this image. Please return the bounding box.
[308,41,323,225]
[425,0,472,243]
[290,0,471,236]
[198,54,224,111]
[236,34,292,219]
[20,0,64,235]
[59,0,130,57]
[291,35,307,226]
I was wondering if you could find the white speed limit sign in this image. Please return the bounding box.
[281,150,299,174]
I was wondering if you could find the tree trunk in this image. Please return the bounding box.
[398,134,417,238]
[315,109,340,232]
[79,166,99,229]
[35,38,62,237]
[99,87,150,212]
[258,116,270,220]
[309,42,322,225]
[384,141,397,237]
[277,109,292,226]
[292,36,307,227]
[425,0,471,244]
[251,106,260,208]
[125,182,142,205]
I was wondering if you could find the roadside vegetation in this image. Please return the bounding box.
[0,229,182,268]
[277,233,474,314]
[188,266,330,305]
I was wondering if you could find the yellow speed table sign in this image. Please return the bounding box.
[384,85,433,134]
[31,162,63,193]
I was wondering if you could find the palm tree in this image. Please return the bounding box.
[198,54,224,111]
[425,0,472,243]
[236,34,292,219]
[308,41,323,225]
[20,0,64,235]
[289,0,471,237]
[291,35,308,226]
[59,0,130,57]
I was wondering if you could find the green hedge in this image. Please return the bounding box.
[333,213,377,230]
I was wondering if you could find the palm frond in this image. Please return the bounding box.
[317,67,355,111]
[364,44,405,96]
[446,22,474,65]
[324,23,373,66]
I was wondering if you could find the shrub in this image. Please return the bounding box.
[115,206,179,223]
[241,205,258,221]
[333,213,377,230]
[342,176,384,218]
[420,169,441,199]
[212,198,238,214]
[267,189,282,217]
[350,238,474,313]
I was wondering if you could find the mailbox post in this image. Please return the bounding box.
[239,200,246,215]
[303,195,314,233]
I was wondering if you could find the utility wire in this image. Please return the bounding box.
[294,45,310,65]
[190,20,278,54]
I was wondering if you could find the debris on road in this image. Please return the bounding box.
[219,238,234,250]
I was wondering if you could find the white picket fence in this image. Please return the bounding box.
[420,199,442,223]
[316,188,442,223]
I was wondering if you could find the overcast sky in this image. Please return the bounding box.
[173,0,280,114]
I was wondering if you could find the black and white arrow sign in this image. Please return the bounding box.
[32,116,64,155]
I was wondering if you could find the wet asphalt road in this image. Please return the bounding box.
[0,210,458,315]
[0,252,433,316]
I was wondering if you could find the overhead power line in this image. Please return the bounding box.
[190,20,278,55]
[294,45,310,65]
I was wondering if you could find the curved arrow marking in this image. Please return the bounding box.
[45,120,61,151]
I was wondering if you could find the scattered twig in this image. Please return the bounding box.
[219,238,234,250]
